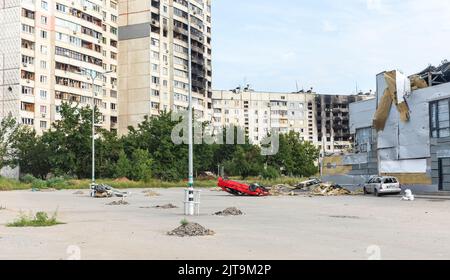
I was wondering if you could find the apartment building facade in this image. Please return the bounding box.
[211,89,314,145]
[118,0,212,135]
[212,89,372,154]
[310,94,372,154]
[0,0,119,134]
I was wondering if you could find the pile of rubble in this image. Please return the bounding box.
[214,207,244,216]
[168,223,215,237]
[154,203,178,209]
[269,185,297,196]
[106,200,130,206]
[267,179,353,197]
[310,184,351,196]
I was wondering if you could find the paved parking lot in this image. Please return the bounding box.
[1,189,449,260]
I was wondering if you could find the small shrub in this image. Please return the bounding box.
[31,179,47,190]
[7,210,63,227]
[180,218,189,226]
[20,174,38,184]
[47,177,71,190]
[261,166,280,180]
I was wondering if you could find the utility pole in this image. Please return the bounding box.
[186,0,195,216]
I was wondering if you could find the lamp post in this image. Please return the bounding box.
[1,52,4,119]
[84,69,113,186]
[186,0,195,216]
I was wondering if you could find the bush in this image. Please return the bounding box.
[20,174,37,184]
[7,210,63,227]
[130,149,153,182]
[261,166,280,180]
[47,177,71,190]
[31,179,47,190]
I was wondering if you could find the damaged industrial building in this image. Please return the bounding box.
[323,60,450,192]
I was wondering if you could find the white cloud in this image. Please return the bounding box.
[322,20,337,32]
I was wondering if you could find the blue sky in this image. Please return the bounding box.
[211,0,450,94]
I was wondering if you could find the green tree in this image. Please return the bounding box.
[0,113,19,169]
[130,149,153,182]
[113,149,131,179]
[266,131,319,177]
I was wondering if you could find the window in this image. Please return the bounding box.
[111,14,117,23]
[41,1,48,10]
[22,24,34,34]
[39,75,48,84]
[40,105,47,114]
[40,30,47,39]
[21,86,33,95]
[40,90,47,99]
[40,121,47,129]
[22,118,34,125]
[40,60,47,69]
[355,127,372,153]
[41,16,47,25]
[151,76,160,84]
[22,55,34,65]
[430,99,450,138]
[40,45,47,54]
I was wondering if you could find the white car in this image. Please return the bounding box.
[363,176,402,197]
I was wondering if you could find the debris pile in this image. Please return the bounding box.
[107,200,130,206]
[154,203,178,209]
[142,190,160,197]
[269,184,297,196]
[92,184,129,198]
[311,184,351,196]
[168,223,215,237]
[214,207,244,216]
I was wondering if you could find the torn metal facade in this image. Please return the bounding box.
[335,63,450,192]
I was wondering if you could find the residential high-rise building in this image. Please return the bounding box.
[117,0,213,135]
[212,88,373,154]
[212,89,315,145]
[0,0,119,134]
[310,94,373,154]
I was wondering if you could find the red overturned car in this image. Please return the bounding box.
[218,177,270,197]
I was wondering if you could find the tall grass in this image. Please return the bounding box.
[7,211,64,227]
[0,177,30,191]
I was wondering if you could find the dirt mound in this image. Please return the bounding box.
[142,190,160,197]
[73,191,84,195]
[107,200,130,206]
[214,207,244,216]
[154,204,178,209]
[168,223,215,237]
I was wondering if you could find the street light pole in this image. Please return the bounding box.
[186,0,195,216]
[86,70,113,186]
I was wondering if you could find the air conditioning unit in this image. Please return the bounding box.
[83,6,87,11]
[73,30,77,35]
[26,79,30,84]
[41,114,47,118]
[23,63,28,67]
[152,20,157,25]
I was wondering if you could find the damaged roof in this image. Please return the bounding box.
[415,60,450,86]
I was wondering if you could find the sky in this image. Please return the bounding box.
[211,0,450,94]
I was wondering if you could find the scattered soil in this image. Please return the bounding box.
[142,190,160,197]
[154,204,178,209]
[210,187,223,192]
[107,200,130,206]
[168,223,215,237]
[214,207,244,216]
[73,191,84,195]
